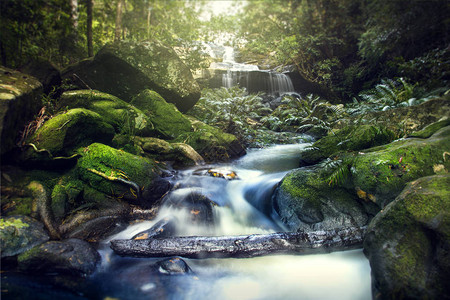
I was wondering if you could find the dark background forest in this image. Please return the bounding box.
[1,0,449,102]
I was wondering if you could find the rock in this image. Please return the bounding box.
[300,125,396,166]
[163,191,215,227]
[351,125,450,208]
[274,126,450,232]
[363,175,450,299]
[157,257,192,275]
[273,167,373,232]
[17,238,101,276]
[0,66,43,155]
[27,108,115,156]
[132,217,177,240]
[62,40,200,112]
[174,116,246,162]
[407,117,450,139]
[0,216,49,258]
[76,143,162,203]
[58,90,154,136]
[137,136,204,167]
[18,58,61,95]
[131,89,192,139]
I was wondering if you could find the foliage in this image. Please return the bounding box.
[189,87,269,146]
[320,157,355,187]
[345,77,441,115]
[262,94,345,133]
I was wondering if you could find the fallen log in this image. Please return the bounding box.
[110,226,366,259]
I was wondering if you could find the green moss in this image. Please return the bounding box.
[131,89,192,139]
[301,125,397,165]
[352,126,450,207]
[173,116,240,161]
[0,217,29,230]
[76,143,160,199]
[29,108,115,156]
[408,118,450,139]
[58,90,154,136]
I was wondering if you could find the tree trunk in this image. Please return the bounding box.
[86,0,93,57]
[115,0,125,41]
[110,226,366,259]
[70,0,79,29]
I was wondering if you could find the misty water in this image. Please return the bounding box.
[92,143,371,300]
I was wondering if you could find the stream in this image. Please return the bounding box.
[91,143,371,300]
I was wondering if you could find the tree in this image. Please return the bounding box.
[114,0,125,41]
[86,0,93,57]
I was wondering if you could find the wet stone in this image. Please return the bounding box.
[157,257,192,275]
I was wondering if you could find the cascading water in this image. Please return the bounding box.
[92,143,371,300]
[208,46,297,99]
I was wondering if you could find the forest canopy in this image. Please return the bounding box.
[1,0,449,100]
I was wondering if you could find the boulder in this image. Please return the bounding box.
[76,143,163,203]
[273,126,450,232]
[27,108,115,156]
[363,175,450,299]
[137,136,204,167]
[0,216,49,258]
[62,40,200,112]
[273,167,373,232]
[300,125,396,166]
[174,116,246,162]
[58,90,154,136]
[131,89,192,139]
[18,58,61,95]
[17,238,101,276]
[0,66,43,155]
[351,125,450,208]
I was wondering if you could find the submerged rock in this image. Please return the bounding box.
[363,175,450,299]
[17,238,101,276]
[62,40,200,112]
[132,217,177,240]
[0,216,49,258]
[0,66,43,155]
[157,257,192,275]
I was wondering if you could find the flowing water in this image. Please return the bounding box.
[92,143,371,300]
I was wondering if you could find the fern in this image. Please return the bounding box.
[321,157,355,187]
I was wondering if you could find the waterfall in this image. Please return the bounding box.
[208,46,296,98]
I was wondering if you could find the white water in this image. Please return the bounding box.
[97,144,372,300]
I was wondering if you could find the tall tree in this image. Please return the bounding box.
[115,0,125,41]
[86,0,93,57]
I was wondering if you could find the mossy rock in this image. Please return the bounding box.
[58,90,154,136]
[17,238,100,276]
[0,66,43,155]
[407,117,450,139]
[351,126,450,208]
[173,116,246,162]
[0,216,49,258]
[62,40,200,112]
[136,136,204,167]
[363,174,450,299]
[273,167,373,232]
[300,124,397,166]
[76,143,161,202]
[131,89,192,139]
[28,108,115,156]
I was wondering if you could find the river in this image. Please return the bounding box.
[91,143,371,300]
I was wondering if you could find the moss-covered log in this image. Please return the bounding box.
[110,226,366,258]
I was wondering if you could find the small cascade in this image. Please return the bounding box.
[207,46,296,98]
